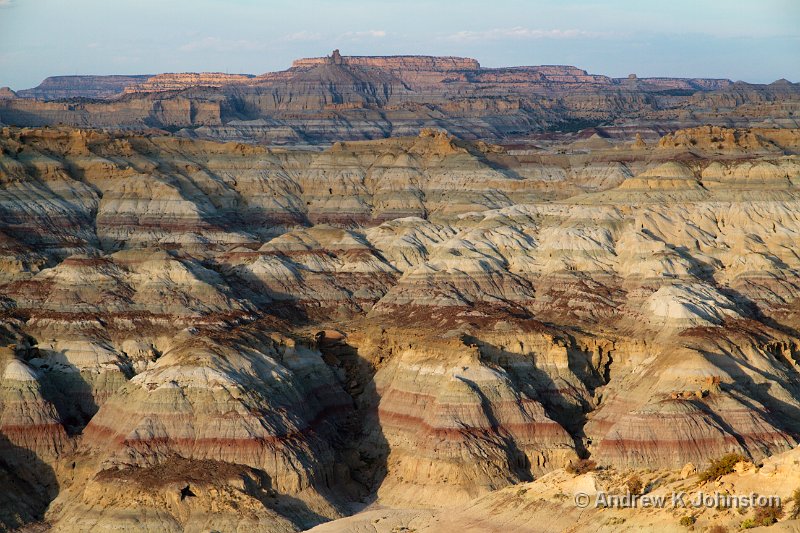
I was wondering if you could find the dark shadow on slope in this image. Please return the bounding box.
[454,375,533,481]
[718,285,800,339]
[701,349,800,439]
[30,352,99,436]
[464,335,604,460]
[241,469,332,529]
[686,398,753,458]
[639,229,718,281]
[0,432,59,530]
[315,336,389,511]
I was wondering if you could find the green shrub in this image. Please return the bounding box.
[698,454,745,482]
[679,515,696,527]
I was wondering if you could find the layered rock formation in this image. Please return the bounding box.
[0,124,799,531]
[122,73,256,95]
[4,52,798,143]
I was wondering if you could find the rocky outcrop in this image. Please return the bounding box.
[658,125,800,154]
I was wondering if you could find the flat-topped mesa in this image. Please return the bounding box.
[635,77,732,91]
[521,65,611,84]
[16,75,152,100]
[122,72,256,94]
[292,50,481,71]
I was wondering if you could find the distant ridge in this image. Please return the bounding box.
[1,50,797,144]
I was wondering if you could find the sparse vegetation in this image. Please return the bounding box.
[626,474,643,495]
[741,502,783,529]
[679,515,696,527]
[706,525,727,533]
[566,459,597,475]
[698,453,745,482]
[791,488,800,519]
[752,502,783,526]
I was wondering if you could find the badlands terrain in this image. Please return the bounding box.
[0,53,800,532]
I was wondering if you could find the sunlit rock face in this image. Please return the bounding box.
[1,124,800,531]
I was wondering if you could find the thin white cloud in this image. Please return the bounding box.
[0,0,14,7]
[340,30,387,39]
[445,27,608,42]
[179,37,268,53]
[285,31,324,42]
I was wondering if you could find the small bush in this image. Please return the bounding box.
[791,488,800,519]
[566,459,597,475]
[698,453,745,482]
[751,502,783,527]
[740,518,756,530]
[626,474,643,495]
[679,515,696,527]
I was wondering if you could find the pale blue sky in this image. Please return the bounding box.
[0,0,798,90]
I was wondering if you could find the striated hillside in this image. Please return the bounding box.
[0,124,799,530]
